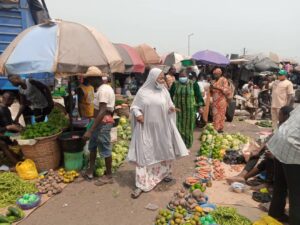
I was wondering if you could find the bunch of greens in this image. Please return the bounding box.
[48,108,69,130]
[21,122,60,139]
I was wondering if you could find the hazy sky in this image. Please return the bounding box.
[46,0,300,60]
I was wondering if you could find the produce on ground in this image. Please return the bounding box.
[17,193,39,205]
[200,214,216,225]
[21,122,60,139]
[95,117,131,176]
[189,182,206,193]
[47,107,69,130]
[212,159,225,180]
[57,168,79,183]
[155,209,172,225]
[169,188,207,212]
[185,177,200,186]
[210,206,252,225]
[253,215,283,225]
[199,124,249,159]
[194,157,212,180]
[35,169,63,197]
[0,172,37,208]
[255,120,272,128]
[169,206,187,225]
[0,206,24,223]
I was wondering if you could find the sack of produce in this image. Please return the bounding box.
[16,159,39,180]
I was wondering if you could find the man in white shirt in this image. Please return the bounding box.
[268,105,300,224]
[83,73,115,186]
[271,70,294,129]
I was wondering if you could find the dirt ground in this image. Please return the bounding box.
[17,120,270,225]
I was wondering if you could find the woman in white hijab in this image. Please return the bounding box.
[127,68,189,198]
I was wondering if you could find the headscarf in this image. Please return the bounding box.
[131,68,171,112]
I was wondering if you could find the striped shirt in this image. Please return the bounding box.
[267,105,300,164]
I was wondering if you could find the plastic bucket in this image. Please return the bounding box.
[58,131,85,153]
[64,151,83,171]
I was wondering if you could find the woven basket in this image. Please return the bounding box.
[115,107,130,118]
[21,134,61,172]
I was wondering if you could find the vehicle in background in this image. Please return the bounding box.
[0,0,54,91]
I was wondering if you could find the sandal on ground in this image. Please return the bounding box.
[163,176,174,183]
[246,178,263,186]
[94,175,113,186]
[131,188,143,199]
[81,171,94,181]
[252,192,271,203]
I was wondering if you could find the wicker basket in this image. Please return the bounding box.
[21,134,61,172]
[115,107,130,118]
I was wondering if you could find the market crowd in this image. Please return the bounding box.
[0,63,300,224]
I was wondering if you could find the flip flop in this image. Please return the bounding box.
[94,176,113,186]
[163,176,174,183]
[131,188,143,199]
[81,171,94,181]
[252,192,271,203]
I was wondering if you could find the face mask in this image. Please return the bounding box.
[179,77,188,84]
[155,82,164,90]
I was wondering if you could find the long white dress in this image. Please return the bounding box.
[127,68,189,192]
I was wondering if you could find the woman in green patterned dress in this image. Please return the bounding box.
[170,69,204,148]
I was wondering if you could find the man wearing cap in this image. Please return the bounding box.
[271,70,294,129]
[83,68,115,186]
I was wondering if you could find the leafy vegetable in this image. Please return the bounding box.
[48,108,69,130]
[21,122,60,139]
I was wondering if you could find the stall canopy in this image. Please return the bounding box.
[0,20,125,75]
[192,50,230,66]
[114,43,145,74]
[135,44,161,66]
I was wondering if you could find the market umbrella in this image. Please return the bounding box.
[163,52,185,66]
[0,20,125,75]
[113,43,145,74]
[294,65,300,72]
[192,50,230,66]
[135,44,161,66]
[0,20,125,131]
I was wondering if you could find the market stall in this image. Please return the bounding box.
[0,19,132,223]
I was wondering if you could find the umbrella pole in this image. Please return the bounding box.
[68,77,73,132]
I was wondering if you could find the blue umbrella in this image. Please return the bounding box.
[192,50,230,66]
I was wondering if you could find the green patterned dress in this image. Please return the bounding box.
[170,81,204,148]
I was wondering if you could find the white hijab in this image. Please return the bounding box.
[128,68,188,166]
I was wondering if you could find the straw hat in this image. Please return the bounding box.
[84,66,103,77]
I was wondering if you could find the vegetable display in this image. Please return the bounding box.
[47,107,69,130]
[35,169,63,197]
[210,206,252,225]
[255,120,272,128]
[0,172,37,208]
[0,206,24,223]
[199,124,249,159]
[17,194,39,205]
[57,168,79,183]
[21,122,60,140]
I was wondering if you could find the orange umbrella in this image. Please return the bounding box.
[135,43,161,66]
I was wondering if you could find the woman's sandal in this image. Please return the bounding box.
[163,176,174,183]
[131,188,143,199]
